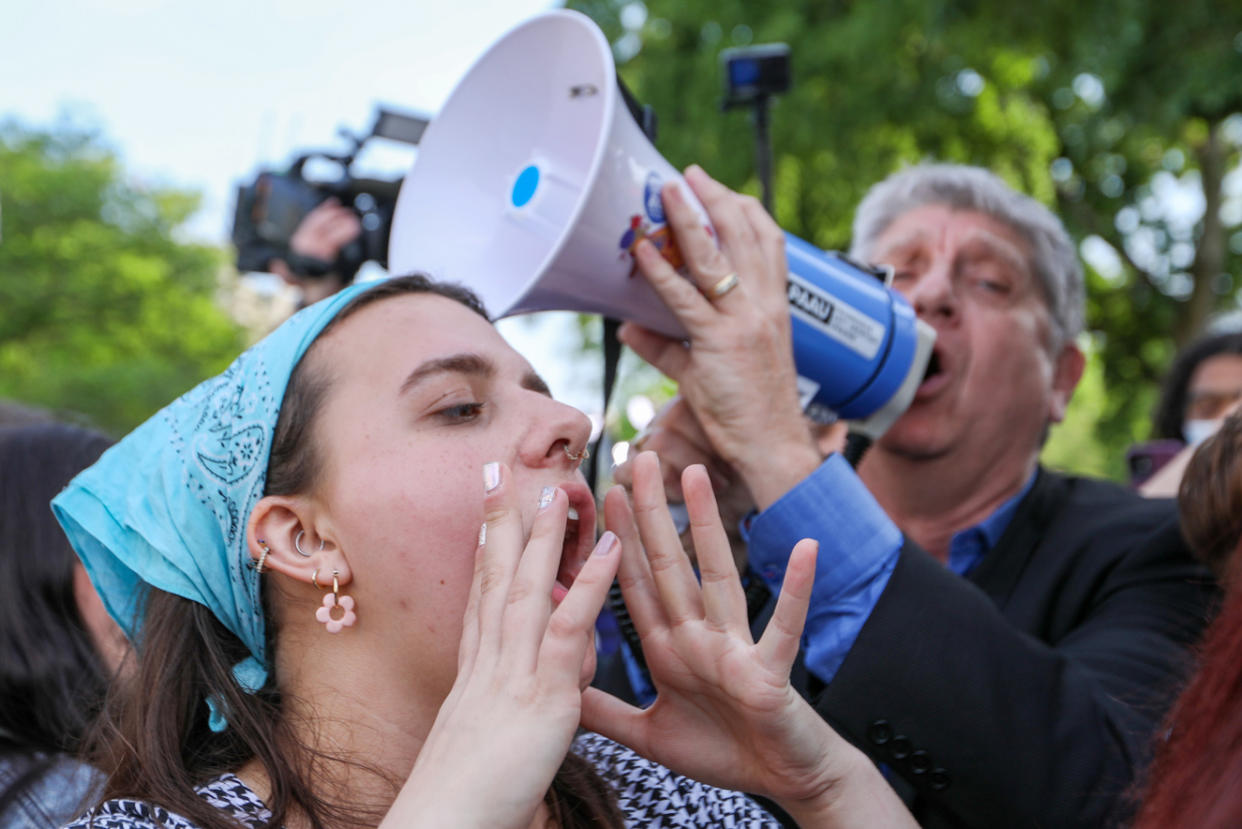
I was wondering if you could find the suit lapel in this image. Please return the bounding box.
[967,468,1070,608]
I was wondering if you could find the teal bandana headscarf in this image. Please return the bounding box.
[52,281,376,713]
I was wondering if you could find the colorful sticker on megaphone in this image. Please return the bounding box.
[617,174,714,278]
[643,173,666,224]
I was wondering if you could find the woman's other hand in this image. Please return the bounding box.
[583,451,916,827]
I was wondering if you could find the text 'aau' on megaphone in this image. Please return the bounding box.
[389,9,935,439]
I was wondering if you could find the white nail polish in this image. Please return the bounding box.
[538,486,556,511]
[483,462,501,493]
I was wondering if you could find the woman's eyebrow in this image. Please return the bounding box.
[398,353,495,395]
[523,371,552,397]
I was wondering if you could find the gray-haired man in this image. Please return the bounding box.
[616,163,1216,828]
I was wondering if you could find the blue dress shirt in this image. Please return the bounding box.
[745,454,1036,682]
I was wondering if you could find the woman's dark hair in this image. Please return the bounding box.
[0,423,114,752]
[86,275,623,828]
[1178,410,1242,585]
[1153,332,1242,440]
[0,423,113,814]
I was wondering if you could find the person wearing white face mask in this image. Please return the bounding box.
[1183,418,1226,446]
[1178,342,1242,445]
[1136,331,1242,496]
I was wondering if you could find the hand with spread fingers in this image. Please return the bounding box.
[619,166,822,511]
[388,463,620,829]
[584,452,916,828]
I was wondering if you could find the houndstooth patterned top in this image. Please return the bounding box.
[64,733,781,829]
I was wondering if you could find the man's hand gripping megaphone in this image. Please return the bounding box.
[617,165,830,515]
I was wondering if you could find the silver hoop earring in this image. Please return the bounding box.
[294,530,324,558]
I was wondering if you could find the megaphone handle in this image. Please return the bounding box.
[617,77,658,141]
[606,579,646,667]
[584,317,624,493]
[842,432,873,469]
[593,315,651,680]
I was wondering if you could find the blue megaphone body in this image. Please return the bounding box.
[783,235,934,434]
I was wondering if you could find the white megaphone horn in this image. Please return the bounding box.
[390,10,935,437]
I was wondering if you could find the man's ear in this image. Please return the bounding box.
[1049,341,1086,424]
[810,420,848,458]
[246,495,352,589]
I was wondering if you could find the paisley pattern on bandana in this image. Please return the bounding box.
[52,281,376,684]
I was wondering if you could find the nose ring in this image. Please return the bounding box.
[563,443,590,464]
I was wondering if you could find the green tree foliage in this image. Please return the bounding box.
[569,0,1242,478]
[0,120,243,434]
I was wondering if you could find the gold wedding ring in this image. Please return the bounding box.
[708,272,740,299]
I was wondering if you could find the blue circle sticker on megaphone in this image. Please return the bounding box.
[511,165,540,208]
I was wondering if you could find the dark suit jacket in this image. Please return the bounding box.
[811,468,1218,828]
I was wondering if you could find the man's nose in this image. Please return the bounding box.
[907,258,959,324]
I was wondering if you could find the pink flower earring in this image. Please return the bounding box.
[314,568,356,633]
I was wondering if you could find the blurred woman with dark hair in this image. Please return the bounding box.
[0,422,126,827]
[1136,332,1242,494]
[1152,331,1242,445]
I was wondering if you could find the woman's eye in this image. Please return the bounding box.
[437,402,486,422]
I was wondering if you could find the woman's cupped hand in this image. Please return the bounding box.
[386,463,620,829]
[582,452,839,804]
[585,451,918,827]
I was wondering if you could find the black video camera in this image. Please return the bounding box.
[231,107,428,282]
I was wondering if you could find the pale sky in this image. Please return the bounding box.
[2,0,558,242]
[1,0,622,418]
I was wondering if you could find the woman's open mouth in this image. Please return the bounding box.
[552,481,597,602]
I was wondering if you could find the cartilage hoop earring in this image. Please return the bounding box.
[250,539,270,574]
[315,569,356,634]
[295,530,324,558]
